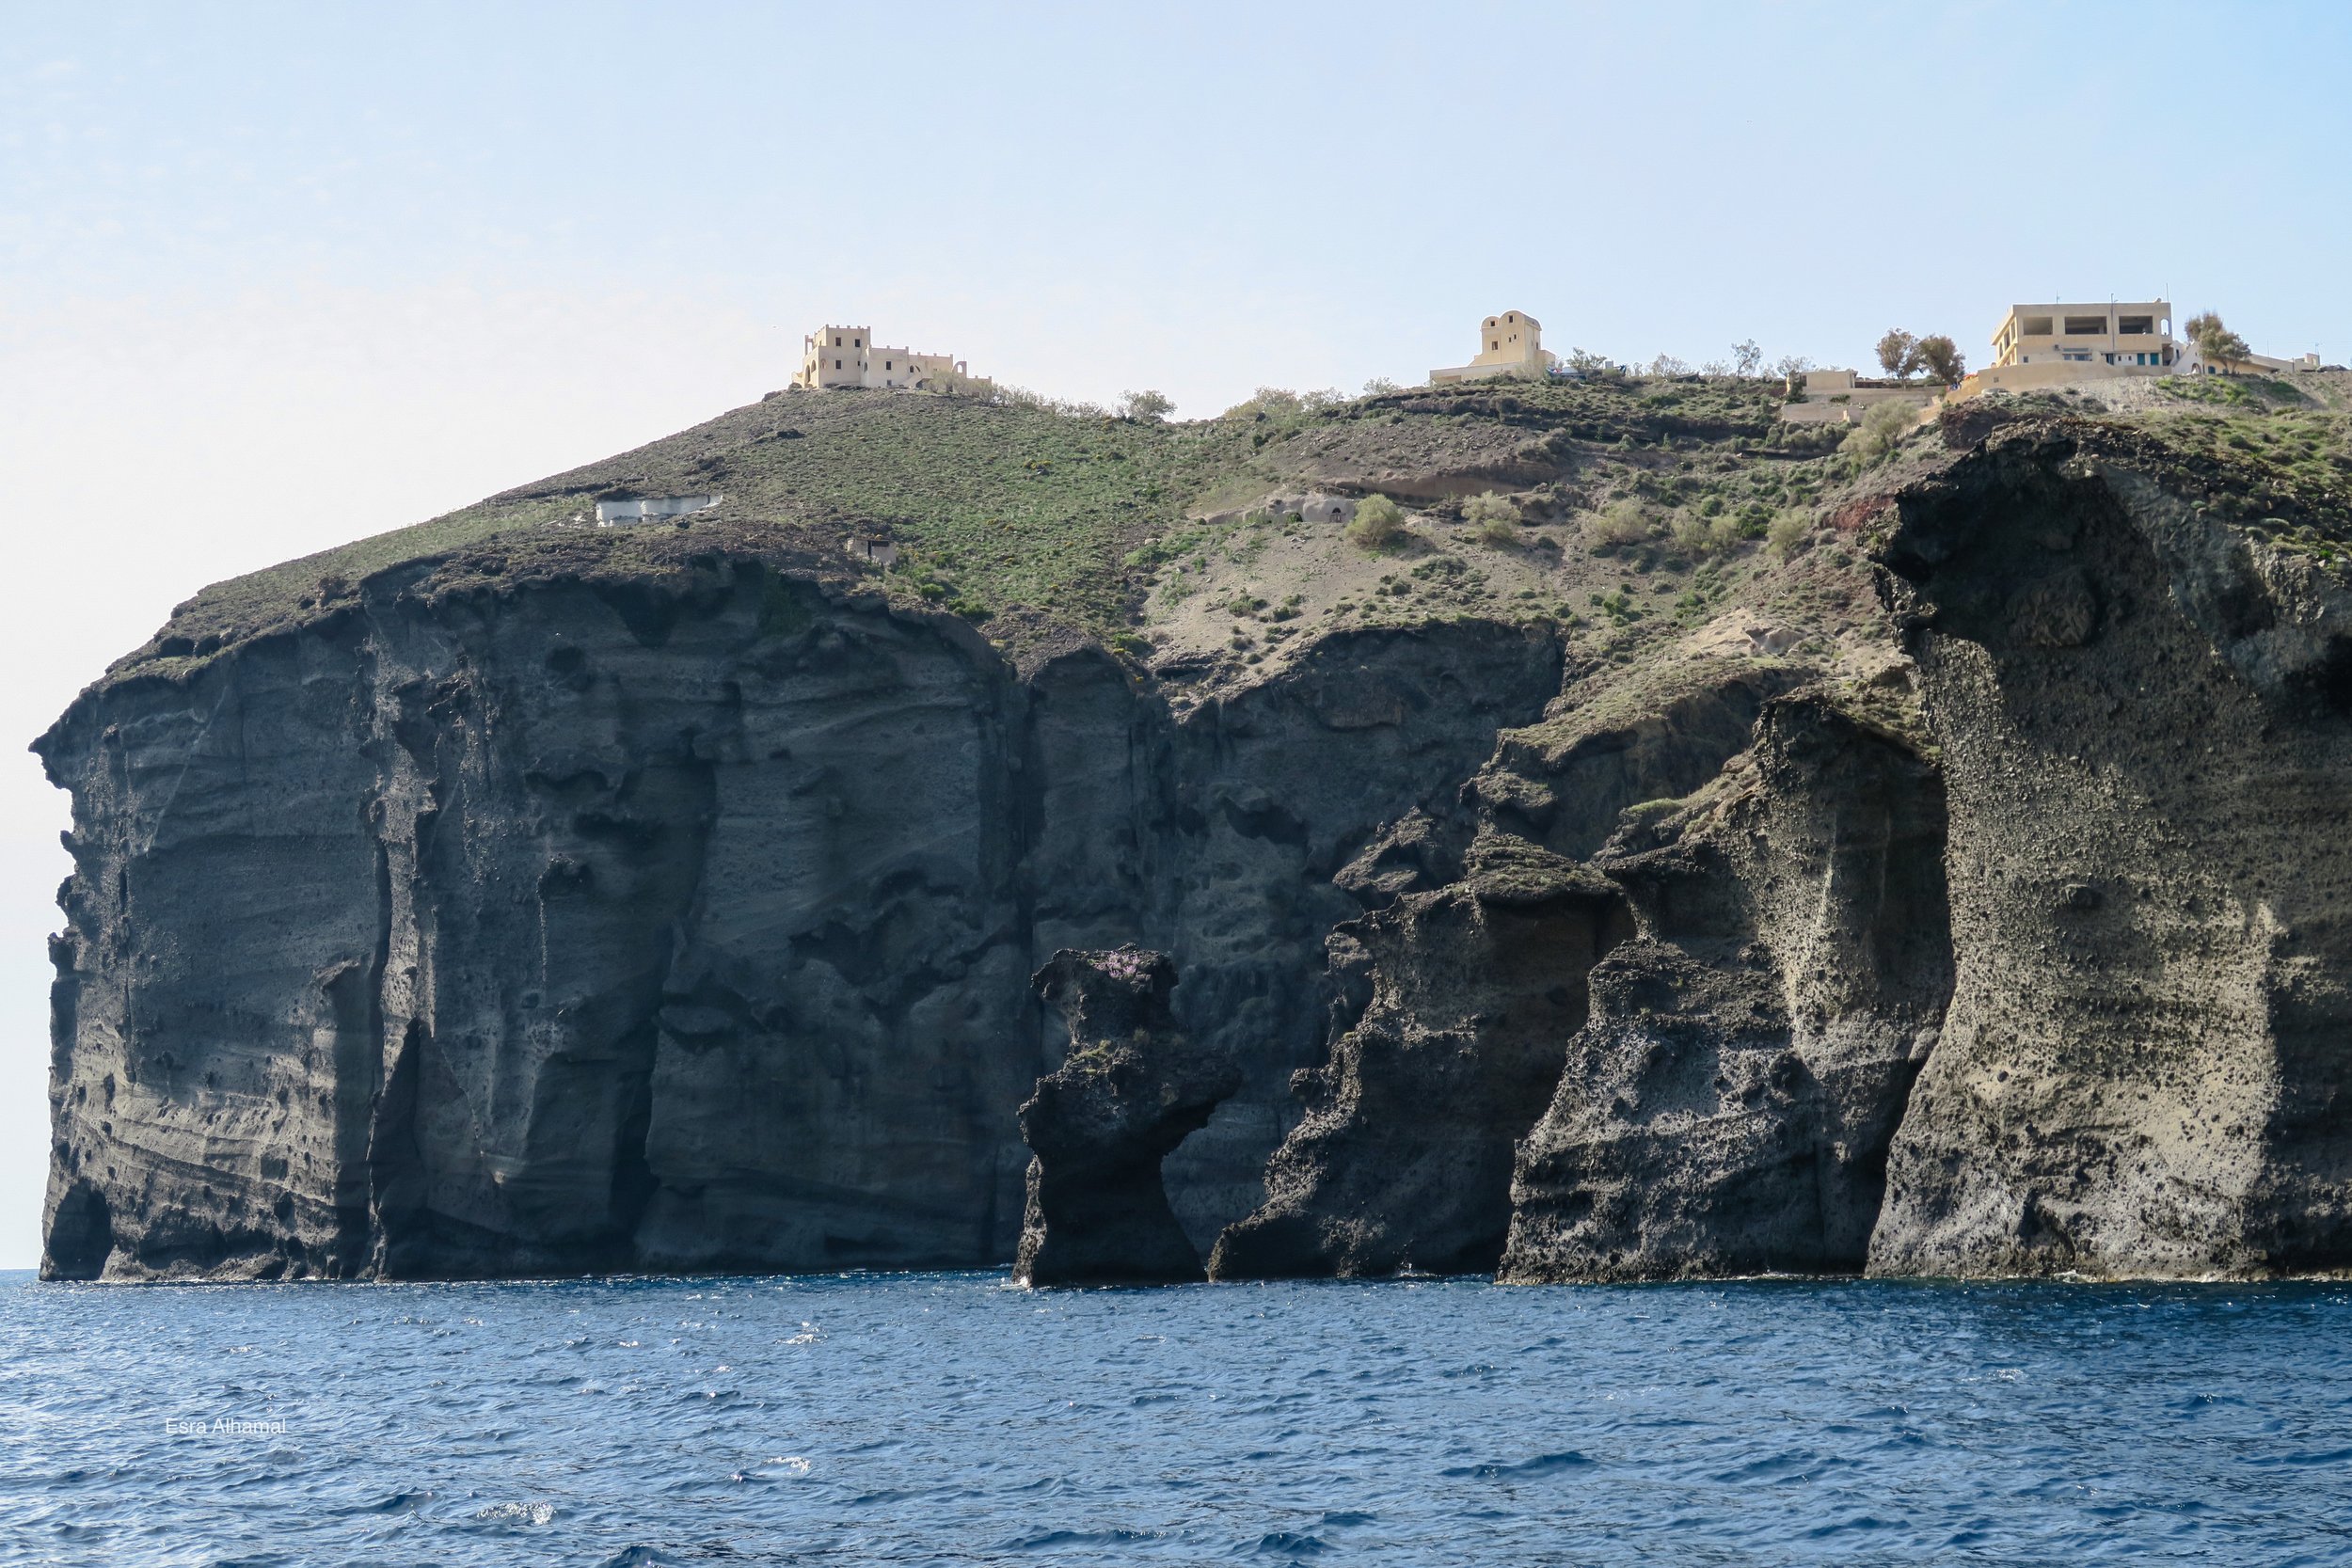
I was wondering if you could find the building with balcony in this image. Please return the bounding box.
[1990,301,2176,372]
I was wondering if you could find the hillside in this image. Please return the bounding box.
[117,369,2352,708]
[117,375,1847,678]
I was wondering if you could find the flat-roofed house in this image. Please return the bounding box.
[1991,301,2177,372]
[1942,300,2181,400]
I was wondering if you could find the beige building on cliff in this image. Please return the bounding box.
[794,325,967,391]
[1431,309,1556,383]
[1990,300,2178,373]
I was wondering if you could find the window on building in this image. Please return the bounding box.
[2064,316,2107,335]
[2021,316,2054,336]
[835,359,843,370]
[854,338,862,347]
[834,336,841,346]
[1491,341,1499,350]
[2118,316,2154,335]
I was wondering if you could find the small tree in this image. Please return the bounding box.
[1647,353,1692,376]
[1876,329,1922,381]
[2186,311,2252,366]
[1345,495,1406,550]
[1118,388,1174,420]
[1915,335,1966,388]
[1463,491,1520,546]
[1732,341,1764,377]
[1565,347,1615,375]
[1361,376,1402,397]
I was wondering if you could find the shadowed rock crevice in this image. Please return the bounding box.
[1015,949,1239,1286]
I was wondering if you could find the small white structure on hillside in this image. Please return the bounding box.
[596,494,722,526]
[1431,309,1557,384]
[794,325,968,390]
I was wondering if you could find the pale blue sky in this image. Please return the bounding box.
[2,1,2346,1265]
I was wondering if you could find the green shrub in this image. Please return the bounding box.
[1767,509,1812,559]
[1841,400,1918,464]
[1670,511,1747,559]
[1581,499,1653,549]
[1463,491,1521,546]
[1345,494,1406,550]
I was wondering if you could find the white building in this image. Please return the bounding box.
[793,325,967,390]
[596,494,722,526]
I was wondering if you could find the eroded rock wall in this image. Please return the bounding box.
[1499,695,1951,1281]
[38,562,1558,1279]
[1209,836,1629,1278]
[1867,432,2352,1278]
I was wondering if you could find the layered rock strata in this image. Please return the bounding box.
[38,556,1558,1280]
[1867,429,2352,1277]
[1498,695,1951,1280]
[1014,948,1239,1285]
[44,410,2352,1287]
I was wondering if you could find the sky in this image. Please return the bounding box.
[2,0,2347,1267]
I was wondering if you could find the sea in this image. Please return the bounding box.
[1,1269,2346,1566]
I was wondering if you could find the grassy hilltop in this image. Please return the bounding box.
[116,368,2352,711]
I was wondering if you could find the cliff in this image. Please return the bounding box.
[39,370,2352,1282]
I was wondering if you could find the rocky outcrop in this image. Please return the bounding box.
[37,552,1560,1280]
[1498,695,1951,1280]
[1867,428,2352,1278]
[46,402,2352,1288]
[1014,949,1239,1285]
[1210,836,1629,1278]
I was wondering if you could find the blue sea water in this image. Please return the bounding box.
[1,1270,2347,1566]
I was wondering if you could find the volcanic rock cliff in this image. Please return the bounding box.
[38,371,2352,1282]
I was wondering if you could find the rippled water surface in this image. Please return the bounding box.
[3,1270,2348,1565]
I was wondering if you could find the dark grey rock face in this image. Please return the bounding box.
[1498,696,1952,1281]
[54,421,2352,1288]
[1209,836,1630,1278]
[37,559,1560,1280]
[1015,949,1239,1285]
[1867,433,2352,1278]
